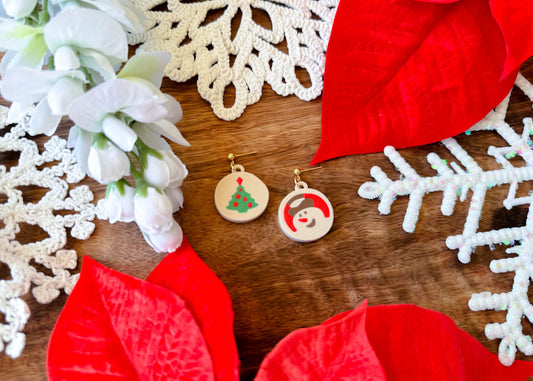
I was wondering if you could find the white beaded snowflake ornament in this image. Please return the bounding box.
[129,0,339,120]
[0,106,103,358]
[358,73,533,366]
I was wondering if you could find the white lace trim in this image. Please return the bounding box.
[0,106,103,358]
[129,0,339,120]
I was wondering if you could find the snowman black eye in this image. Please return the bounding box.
[304,211,307,214]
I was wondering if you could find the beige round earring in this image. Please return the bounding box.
[214,152,269,223]
[278,167,334,242]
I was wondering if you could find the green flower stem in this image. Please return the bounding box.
[105,178,132,199]
[38,0,50,26]
[134,139,163,171]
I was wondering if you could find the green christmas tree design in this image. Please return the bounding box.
[226,177,258,213]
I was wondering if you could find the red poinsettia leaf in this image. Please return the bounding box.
[146,237,239,381]
[365,304,533,381]
[392,0,460,3]
[47,256,215,381]
[254,301,388,381]
[256,301,533,380]
[312,0,517,164]
[489,0,533,78]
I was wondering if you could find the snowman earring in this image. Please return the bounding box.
[278,167,334,242]
[214,152,269,223]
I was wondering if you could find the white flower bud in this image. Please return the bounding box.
[143,153,171,190]
[142,220,183,253]
[105,182,135,223]
[87,140,130,184]
[134,186,173,234]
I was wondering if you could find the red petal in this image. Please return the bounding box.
[146,237,240,381]
[392,0,460,3]
[489,0,533,78]
[313,0,517,164]
[366,304,533,380]
[254,301,388,381]
[255,302,533,380]
[47,256,214,381]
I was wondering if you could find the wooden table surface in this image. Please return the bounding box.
[2,55,533,380]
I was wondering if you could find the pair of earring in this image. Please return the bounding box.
[213,153,334,242]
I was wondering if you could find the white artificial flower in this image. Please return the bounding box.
[2,0,37,19]
[69,78,168,134]
[164,184,184,213]
[87,138,130,184]
[142,220,183,253]
[105,181,135,223]
[1,67,86,135]
[44,8,127,81]
[134,186,174,234]
[51,0,145,33]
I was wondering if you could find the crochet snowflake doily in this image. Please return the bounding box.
[0,106,103,359]
[358,73,533,366]
[129,0,338,121]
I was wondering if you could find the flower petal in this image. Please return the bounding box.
[162,94,183,124]
[118,51,170,89]
[47,77,84,115]
[1,67,85,104]
[132,122,171,151]
[6,101,31,124]
[78,48,116,82]
[44,8,127,65]
[0,19,41,50]
[151,119,190,146]
[5,33,47,71]
[102,115,137,152]
[78,0,146,33]
[68,126,93,173]
[2,0,38,18]
[489,0,533,78]
[69,79,163,132]
[54,46,80,71]
[146,237,240,381]
[47,257,215,381]
[256,301,387,381]
[142,220,183,253]
[28,98,61,136]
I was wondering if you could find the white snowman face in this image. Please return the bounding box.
[278,188,334,243]
[292,207,326,233]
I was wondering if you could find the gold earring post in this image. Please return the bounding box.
[294,166,322,183]
[227,151,258,169]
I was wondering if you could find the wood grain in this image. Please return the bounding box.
[1,55,533,380]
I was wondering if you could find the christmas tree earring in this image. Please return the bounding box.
[278,167,334,242]
[214,152,269,223]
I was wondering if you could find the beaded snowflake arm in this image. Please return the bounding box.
[358,74,533,365]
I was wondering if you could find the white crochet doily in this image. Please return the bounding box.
[359,73,533,366]
[0,106,103,359]
[129,0,338,120]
